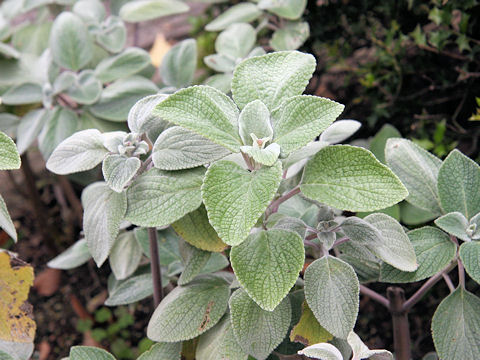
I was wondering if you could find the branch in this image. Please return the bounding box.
[442,273,455,293]
[458,258,465,289]
[360,284,390,309]
[148,227,163,308]
[267,186,300,215]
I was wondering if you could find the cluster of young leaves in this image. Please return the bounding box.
[44,49,425,359]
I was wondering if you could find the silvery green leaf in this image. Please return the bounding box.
[0,131,20,170]
[230,288,291,360]
[319,119,361,145]
[347,331,393,360]
[469,212,480,239]
[282,141,328,168]
[341,215,417,272]
[0,340,33,360]
[201,253,229,275]
[270,21,309,51]
[46,129,108,175]
[137,342,181,360]
[240,143,280,166]
[38,107,78,160]
[102,154,141,193]
[126,167,205,227]
[0,113,20,137]
[422,352,438,360]
[96,16,126,53]
[232,51,316,111]
[105,272,154,306]
[431,287,480,360]
[204,73,233,94]
[47,239,92,269]
[204,54,236,73]
[230,229,304,311]
[205,3,262,32]
[271,95,344,155]
[297,343,343,360]
[147,274,230,342]
[154,85,241,152]
[0,43,19,59]
[271,216,307,238]
[202,160,282,246]
[49,12,93,70]
[12,21,52,56]
[101,131,127,153]
[215,23,256,59]
[64,70,102,105]
[127,94,168,136]
[385,138,442,215]
[196,314,248,360]
[304,256,359,338]
[160,38,197,89]
[1,82,42,105]
[459,241,480,285]
[134,227,182,265]
[0,194,16,241]
[153,126,231,170]
[0,348,14,360]
[109,231,142,280]
[178,243,211,285]
[69,346,115,360]
[53,72,75,94]
[437,149,480,219]
[73,0,106,23]
[399,201,437,226]
[238,100,272,146]
[16,109,48,155]
[82,182,127,266]
[258,0,307,20]
[95,47,151,83]
[301,145,408,212]
[369,124,401,164]
[119,0,189,22]
[90,76,159,121]
[247,46,266,58]
[434,212,470,241]
[380,227,456,283]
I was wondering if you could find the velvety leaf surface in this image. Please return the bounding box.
[161,39,197,88]
[238,100,272,146]
[127,94,168,134]
[319,119,361,145]
[47,239,91,270]
[102,154,141,193]
[69,346,115,360]
[178,244,211,286]
[434,212,470,241]
[0,195,16,242]
[258,0,307,20]
[0,132,20,170]
[347,332,393,360]
[1,83,42,105]
[459,241,480,285]
[95,47,151,83]
[105,273,154,306]
[270,21,310,51]
[369,124,401,164]
[137,342,182,360]
[119,0,189,22]
[38,107,78,160]
[290,302,333,346]
[205,3,262,31]
[215,23,256,59]
[109,232,142,280]
[297,343,343,360]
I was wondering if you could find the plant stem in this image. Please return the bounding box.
[268,186,300,215]
[387,287,411,360]
[458,258,465,289]
[57,175,83,223]
[359,284,390,308]
[148,227,163,308]
[442,273,455,293]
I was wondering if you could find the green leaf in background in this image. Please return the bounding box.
[204,73,233,94]
[240,143,280,166]
[369,124,401,164]
[399,201,437,226]
[172,205,227,252]
[152,126,231,170]
[289,302,333,346]
[49,12,93,70]
[69,346,115,360]
[347,332,393,360]
[119,0,189,22]
[127,94,168,135]
[46,129,108,175]
[0,194,16,242]
[137,342,182,360]
[96,16,126,53]
[301,145,408,212]
[102,154,141,193]
[238,100,272,146]
[160,39,197,89]
[73,0,106,23]
[64,70,102,105]
[95,47,151,83]
[0,131,20,170]
[196,314,248,360]
[0,113,20,138]
[47,239,92,270]
[232,51,316,111]
[229,288,291,360]
[178,243,211,285]
[202,160,282,246]
[319,119,361,145]
[16,109,49,155]
[304,256,359,339]
[258,0,307,20]
[215,23,256,59]
[109,231,142,280]
[380,227,456,283]
[147,274,230,342]
[432,287,480,360]
[270,21,310,51]
[205,3,262,32]
[1,82,42,105]
[297,343,343,360]
[204,54,236,73]
[459,241,480,285]
[231,229,304,311]
[437,149,480,219]
[154,86,241,152]
[126,167,205,227]
[90,76,159,121]
[271,95,344,155]
[105,273,154,306]
[82,182,127,266]
[385,138,442,215]
[434,212,470,241]
[12,22,52,56]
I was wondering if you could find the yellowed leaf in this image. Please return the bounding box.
[0,251,36,343]
[150,34,172,68]
[290,301,332,346]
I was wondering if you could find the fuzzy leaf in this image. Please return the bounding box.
[64,70,101,105]
[1,83,42,105]
[297,343,343,360]
[258,0,307,20]
[70,346,115,360]
[238,100,272,146]
[459,241,480,285]
[127,94,168,135]
[240,143,280,166]
[432,287,480,360]
[161,39,197,89]
[385,138,442,215]
[102,154,141,193]
[380,227,456,283]
[301,145,408,212]
[147,274,230,342]
[16,109,48,155]
[0,195,16,242]
[318,119,361,144]
[0,132,20,170]
[178,244,211,286]
[232,51,316,111]
[96,16,126,53]
[109,232,142,280]
[205,3,262,32]
[434,212,470,241]
[137,342,182,360]
[119,0,189,22]
[347,332,393,360]
[38,107,78,160]
[126,167,205,227]
[105,273,154,306]
[47,239,92,270]
[437,149,480,219]
[290,302,333,346]
[304,256,359,339]
[270,21,310,51]
[229,288,291,360]
[202,160,282,246]
[369,124,401,164]
[215,23,256,59]
[95,47,151,83]
[82,182,127,266]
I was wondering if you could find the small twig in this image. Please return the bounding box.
[332,236,349,248]
[304,239,321,249]
[56,93,78,109]
[268,186,301,215]
[148,227,163,308]
[360,284,390,309]
[458,258,465,289]
[442,273,455,293]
